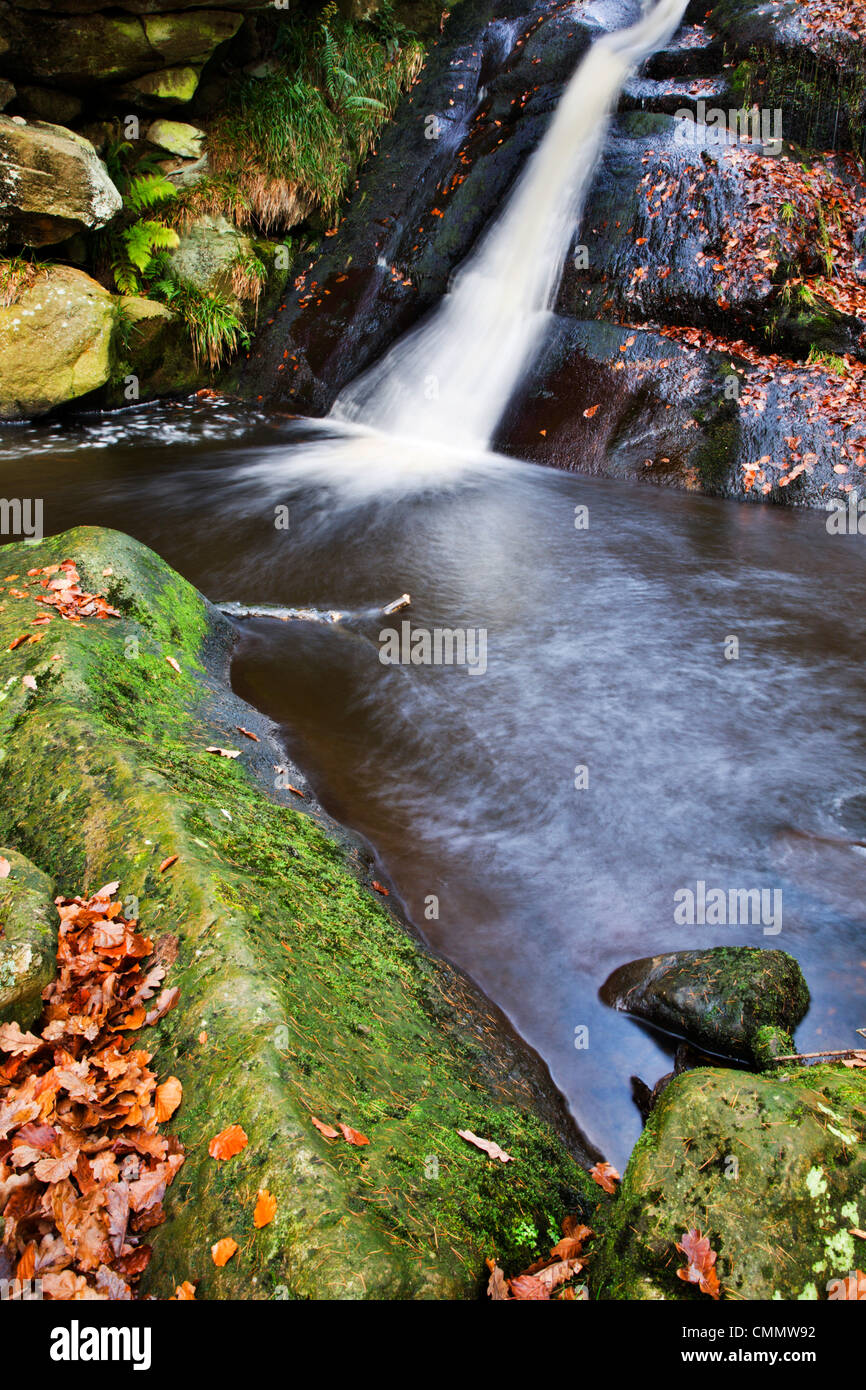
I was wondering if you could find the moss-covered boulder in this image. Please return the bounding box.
[147,119,206,159]
[594,1063,866,1299]
[0,10,243,88]
[112,294,199,403]
[118,65,202,108]
[0,849,56,1030]
[0,265,116,418]
[0,116,121,246]
[0,526,595,1298]
[601,947,809,1064]
[168,212,251,297]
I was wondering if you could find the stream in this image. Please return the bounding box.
[2,401,866,1166]
[2,0,865,1170]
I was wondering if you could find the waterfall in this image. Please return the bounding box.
[332,0,690,451]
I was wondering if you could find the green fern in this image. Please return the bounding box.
[125,173,178,215]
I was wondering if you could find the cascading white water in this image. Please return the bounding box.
[332,0,690,450]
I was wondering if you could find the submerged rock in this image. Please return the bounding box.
[595,1063,866,1299]
[601,946,809,1063]
[0,850,56,1030]
[0,525,597,1297]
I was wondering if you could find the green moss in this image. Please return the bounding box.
[594,1063,866,1299]
[0,526,593,1299]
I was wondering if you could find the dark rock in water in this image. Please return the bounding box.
[601,946,809,1063]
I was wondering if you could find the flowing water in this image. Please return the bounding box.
[334,0,691,447]
[3,0,866,1167]
[3,404,866,1167]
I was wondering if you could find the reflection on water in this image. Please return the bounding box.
[3,400,866,1166]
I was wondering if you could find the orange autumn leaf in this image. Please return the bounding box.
[208,1124,248,1160]
[253,1189,277,1228]
[172,1280,197,1300]
[312,1116,339,1139]
[158,855,179,873]
[118,1006,146,1030]
[338,1122,370,1147]
[676,1227,721,1299]
[211,1237,239,1267]
[590,1160,620,1194]
[155,1076,183,1122]
[510,1273,550,1300]
[583,404,601,419]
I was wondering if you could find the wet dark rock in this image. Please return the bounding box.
[235,0,608,410]
[601,946,810,1063]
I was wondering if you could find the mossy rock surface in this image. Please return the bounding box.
[594,1063,866,1300]
[601,947,810,1063]
[0,526,595,1298]
[0,266,116,419]
[0,848,56,1029]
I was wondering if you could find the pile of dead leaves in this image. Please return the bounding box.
[795,0,866,53]
[0,882,183,1300]
[30,561,120,624]
[486,1216,592,1301]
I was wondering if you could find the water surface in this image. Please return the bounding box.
[3,400,866,1166]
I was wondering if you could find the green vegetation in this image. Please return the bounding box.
[807,344,848,374]
[149,276,251,370]
[0,527,596,1298]
[99,143,250,372]
[0,256,43,307]
[209,1,424,228]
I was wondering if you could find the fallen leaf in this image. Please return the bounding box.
[154,1077,183,1122]
[486,1257,510,1300]
[590,1160,620,1194]
[211,1237,238,1267]
[208,1125,248,1160]
[338,1123,370,1146]
[371,880,389,895]
[510,1274,550,1300]
[172,1280,196,1299]
[457,1129,513,1162]
[165,657,181,674]
[235,727,260,741]
[0,856,10,878]
[311,1116,339,1139]
[253,1189,277,1228]
[583,404,601,419]
[206,747,242,759]
[158,855,179,874]
[676,1227,720,1299]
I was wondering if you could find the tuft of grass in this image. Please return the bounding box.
[165,175,253,234]
[0,257,42,307]
[807,345,848,374]
[151,276,251,371]
[208,3,424,229]
[229,248,267,317]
